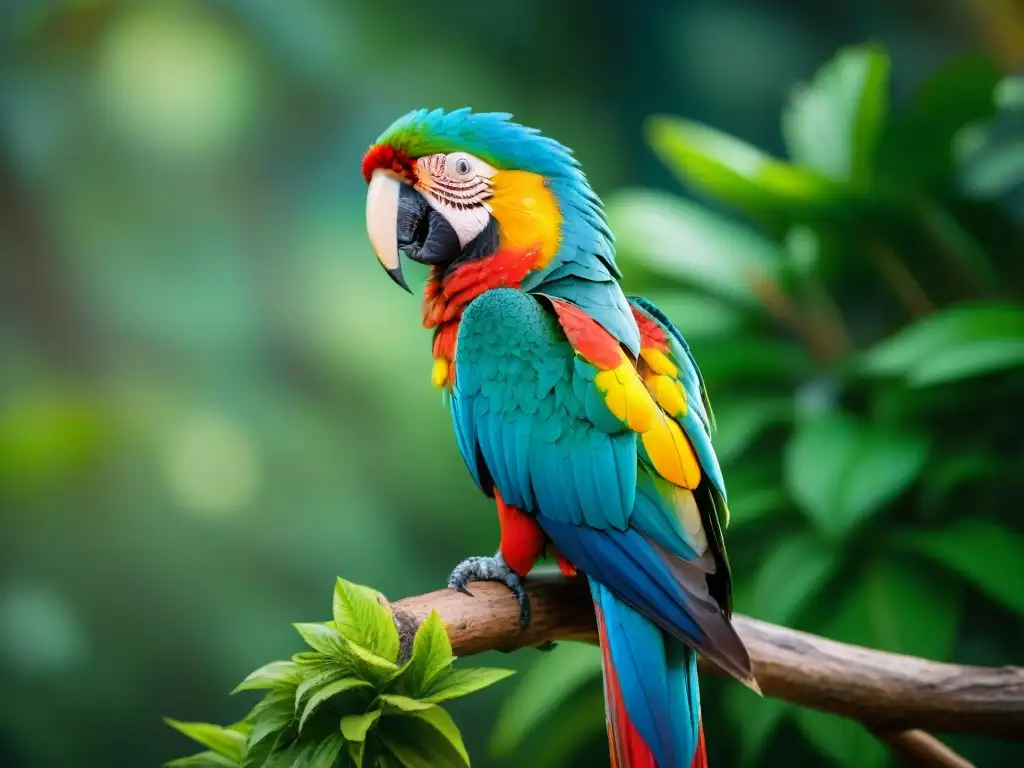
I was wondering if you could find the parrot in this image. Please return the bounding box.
[362,108,757,768]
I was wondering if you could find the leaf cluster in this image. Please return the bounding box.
[166,578,513,768]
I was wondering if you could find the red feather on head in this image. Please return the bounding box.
[361,144,418,184]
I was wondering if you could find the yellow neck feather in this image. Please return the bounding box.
[488,170,562,269]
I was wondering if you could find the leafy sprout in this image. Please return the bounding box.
[165,577,513,768]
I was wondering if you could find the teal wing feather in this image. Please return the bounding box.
[450,287,752,684]
[451,287,637,530]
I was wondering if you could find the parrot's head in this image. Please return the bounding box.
[362,108,611,293]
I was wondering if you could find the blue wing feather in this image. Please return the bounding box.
[540,516,702,643]
[451,288,751,683]
[632,467,700,562]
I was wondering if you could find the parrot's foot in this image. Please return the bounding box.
[447,553,531,629]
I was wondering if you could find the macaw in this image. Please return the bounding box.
[362,109,756,768]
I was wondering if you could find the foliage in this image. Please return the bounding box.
[165,578,512,768]
[4,2,1023,764]
[494,44,1024,767]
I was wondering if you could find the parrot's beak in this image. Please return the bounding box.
[365,169,463,293]
[366,170,410,293]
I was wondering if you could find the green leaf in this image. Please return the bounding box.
[294,622,348,657]
[263,742,312,768]
[724,686,789,767]
[345,637,400,682]
[840,429,929,531]
[333,577,400,663]
[879,53,1002,186]
[164,720,246,762]
[831,557,961,659]
[244,688,293,724]
[690,338,814,386]
[711,397,792,464]
[785,413,928,539]
[295,622,397,683]
[231,660,302,694]
[862,303,1024,384]
[957,122,1024,199]
[164,751,239,768]
[391,610,453,696]
[785,413,859,533]
[795,710,888,768]
[307,734,345,768]
[298,677,373,731]
[909,339,1024,386]
[422,666,515,704]
[645,116,840,223]
[782,45,890,181]
[723,484,788,529]
[921,453,999,513]
[340,709,383,742]
[379,705,470,768]
[606,189,782,306]
[895,520,1024,615]
[377,693,433,713]
[247,708,289,749]
[294,664,348,711]
[510,687,608,767]
[490,641,602,756]
[347,739,366,768]
[742,533,837,625]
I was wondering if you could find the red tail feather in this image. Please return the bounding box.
[690,722,707,768]
[596,605,658,768]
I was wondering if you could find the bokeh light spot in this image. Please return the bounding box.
[162,410,259,518]
[94,4,259,161]
[0,584,86,672]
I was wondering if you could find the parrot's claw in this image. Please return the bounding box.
[446,553,532,629]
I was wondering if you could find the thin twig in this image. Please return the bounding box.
[867,238,935,318]
[747,267,852,364]
[873,728,977,768]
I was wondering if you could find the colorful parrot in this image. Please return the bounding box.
[362,109,757,768]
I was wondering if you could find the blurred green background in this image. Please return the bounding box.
[1,1,1022,767]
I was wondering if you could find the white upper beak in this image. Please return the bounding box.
[365,170,407,290]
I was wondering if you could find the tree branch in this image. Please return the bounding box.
[388,570,1024,766]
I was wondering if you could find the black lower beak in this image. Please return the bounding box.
[397,185,462,268]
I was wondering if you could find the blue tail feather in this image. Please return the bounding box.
[591,580,701,768]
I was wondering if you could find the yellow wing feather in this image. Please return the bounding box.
[641,413,702,489]
[589,349,702,490]
[593,350,657,434]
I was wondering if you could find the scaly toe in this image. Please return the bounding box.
[445,553,532,629]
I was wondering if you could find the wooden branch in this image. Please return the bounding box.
[389,570,1024,757]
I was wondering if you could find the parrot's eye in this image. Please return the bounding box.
[448,153,474,179]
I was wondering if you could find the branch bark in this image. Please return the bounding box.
[388,570,1024,765]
